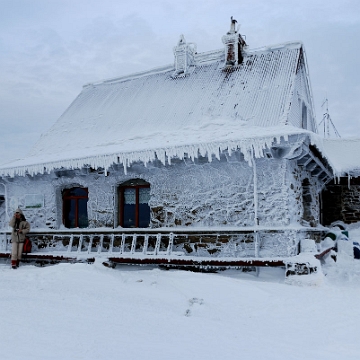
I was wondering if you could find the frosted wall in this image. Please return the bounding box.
[0,156,320,230]
[287,161,321,227]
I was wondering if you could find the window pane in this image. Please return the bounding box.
[138,188,150,228]
[138,203,150,228]
[123,188,136,227]
[64,199,76,228]
[124,188,136,205]
[123,204,136,227]
[78,198,88,228]
[139,188,150,204]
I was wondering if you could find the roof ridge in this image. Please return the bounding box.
[84,41,303,88]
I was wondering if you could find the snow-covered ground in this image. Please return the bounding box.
[1,255,360,360]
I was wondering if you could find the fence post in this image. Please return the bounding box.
[143,235,149,255]
[78,235,83,253]
[167,233,174,255]
[109,234,114,253]
[254,231,259,258]
[130,234,137,254]
[68,235,74,253]
[155,234,161,255]
[120,234,125,254]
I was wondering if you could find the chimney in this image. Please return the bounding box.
[173,35,196,76]
[222,17,247,67]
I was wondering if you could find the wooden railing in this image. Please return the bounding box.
[0,227,326,259]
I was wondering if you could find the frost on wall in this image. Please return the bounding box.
[254,158,290,226]
[0,176,55,229]
[88,179,115,228]
[287,160,321,227]
[2,153,318,230]
[147,157,304,228]
[259,230,299,257]
[148,159,255,227]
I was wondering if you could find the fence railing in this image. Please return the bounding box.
[0,227,326,259]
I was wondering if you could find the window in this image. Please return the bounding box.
[302,102,307,130]
[118,179,150,228]
[63,187,88,228]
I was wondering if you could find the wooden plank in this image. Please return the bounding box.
[0,252,95,264]
[314,247,334,259]
[107,257,285,267]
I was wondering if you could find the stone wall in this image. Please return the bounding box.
[322,178,360,225]
[148,159,256,227]
[288,163,322,227]
[0,155,319,230]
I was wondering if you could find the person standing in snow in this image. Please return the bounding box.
[9,209,30,269]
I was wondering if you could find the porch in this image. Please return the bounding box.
[0,227,325,273]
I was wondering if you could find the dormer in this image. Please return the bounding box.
[173,35,196,76]
[222,17,247,67]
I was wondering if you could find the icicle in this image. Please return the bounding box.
[1,132,296,177]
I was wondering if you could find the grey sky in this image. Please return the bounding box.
[1,0,359,165]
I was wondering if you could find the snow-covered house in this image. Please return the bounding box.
[0,19,344,261]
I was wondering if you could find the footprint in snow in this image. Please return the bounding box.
[185,297,204,317]
[189,297,204,306]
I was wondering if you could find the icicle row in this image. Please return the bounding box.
[0,135,288,178]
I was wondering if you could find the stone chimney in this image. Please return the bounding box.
[222,17,247,67]
[173,35,196,76]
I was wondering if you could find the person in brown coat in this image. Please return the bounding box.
[9,208,30,269]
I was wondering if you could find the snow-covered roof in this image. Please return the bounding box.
[0,40,316,177]
[322,138,360,176]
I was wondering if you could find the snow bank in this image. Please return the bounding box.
[1,260,360,360]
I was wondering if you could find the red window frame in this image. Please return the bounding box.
[62,187,88,228]
[118,183,150,228]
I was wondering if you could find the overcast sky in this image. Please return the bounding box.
[1,0,359,165]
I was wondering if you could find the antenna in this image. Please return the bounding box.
[318,98,341,138]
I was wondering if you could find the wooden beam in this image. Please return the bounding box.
[107,257,285,267]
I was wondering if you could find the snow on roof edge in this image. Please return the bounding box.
[4,129,352,180]
[0,127,313,178]
[321,138,360,177]
[305,134,360,178]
